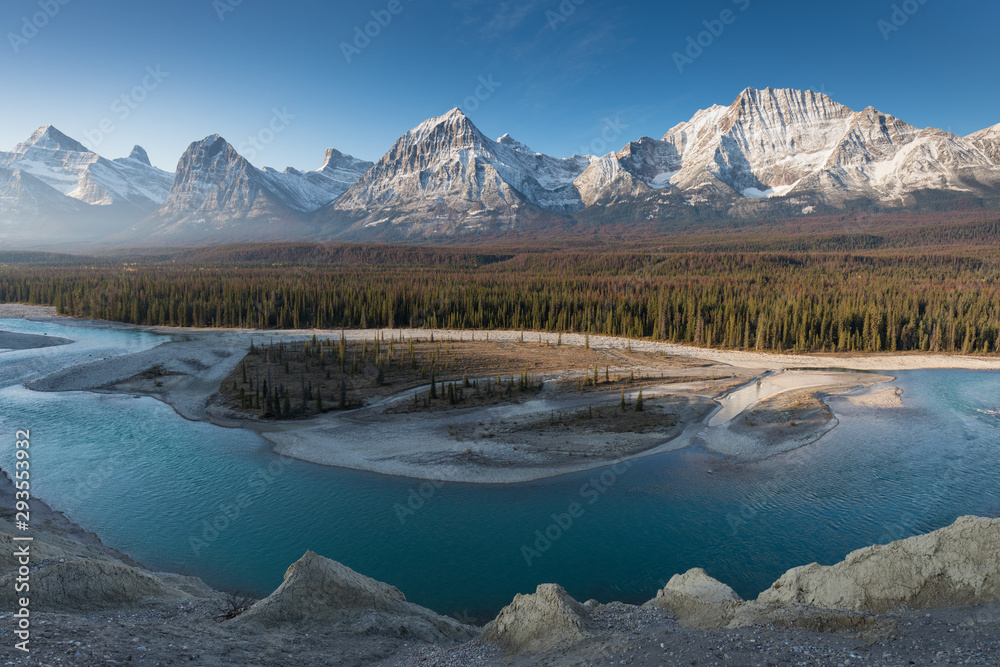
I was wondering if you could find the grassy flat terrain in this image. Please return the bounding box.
[217,335,716,420]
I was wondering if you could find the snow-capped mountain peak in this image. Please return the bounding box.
[322,148,346,169]
[496,133,536,154]
[407,107,475,140]
[135,135,373,239]
[641,87,1000,205]
[330,108,594,230]
[127,145,152,166]
[137,134,293,236]
[319,148,373,179]
[16,125,90,154]
[0,126,174,212]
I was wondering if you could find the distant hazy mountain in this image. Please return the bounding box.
[0,126,372,246]
[0,166,97,244]
[0,126,173,211]
[263,148,375,212]
[0,126,174,244]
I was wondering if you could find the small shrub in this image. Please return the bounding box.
[215,591,256,622]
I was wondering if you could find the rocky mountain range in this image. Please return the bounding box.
[3,87,999,247]
[325,88,1000,238]
[328,108,593,234]
[126,136,373,243]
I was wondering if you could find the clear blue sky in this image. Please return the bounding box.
[1,0,997,171]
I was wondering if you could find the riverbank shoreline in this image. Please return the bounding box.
[6,304,905,482]
[5,302,1000,371]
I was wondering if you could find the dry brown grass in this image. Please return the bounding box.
[734,388,833,436]
[218,334,712,420]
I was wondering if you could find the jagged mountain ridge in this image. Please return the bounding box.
[0,125,371,245]
[329,108,593,235]
[3,87,1000,246]
[262,148,374,213]
[130,135,372,242]
[323,88,1000,238]
[580,88,1000,213]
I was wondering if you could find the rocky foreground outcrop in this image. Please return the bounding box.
[481,584,595,653]
[231,551,477,644]
[477,516,1000,655]
[644,567,744,630]
[0,501,216,612]
[0,559,192,612]
[758,515,1000,612]
[1,487,998,666]
[643,569,881,634]
[634,516,1000,637]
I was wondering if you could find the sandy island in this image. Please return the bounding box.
[846,386,906,408]
[5,303,993,483]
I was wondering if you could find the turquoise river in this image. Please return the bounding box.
[1,317,999,621]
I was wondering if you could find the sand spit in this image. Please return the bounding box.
[261,367,887,479]
[698,371,890,462]
[707,370,882,426]
[25,332,254,422]
[0,329,73,351]
[261,385,724,484]
[847,386,906,408]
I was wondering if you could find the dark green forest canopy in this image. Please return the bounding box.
[3,214,1000,355]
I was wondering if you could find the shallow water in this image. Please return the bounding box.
[1,319,999,621]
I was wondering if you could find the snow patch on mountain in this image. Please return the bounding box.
[968,123,1000,165]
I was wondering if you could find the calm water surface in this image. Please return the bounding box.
[1,318,998,621]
